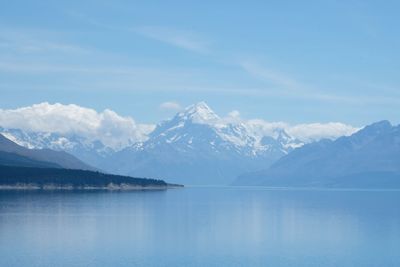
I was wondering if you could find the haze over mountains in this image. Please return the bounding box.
[0,101,373,185]
[235,120,400,188]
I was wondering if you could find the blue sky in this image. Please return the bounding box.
[1,0,399,126]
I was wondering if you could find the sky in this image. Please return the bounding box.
[1,0,399,127]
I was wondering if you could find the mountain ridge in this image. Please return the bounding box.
[101,102,302,184]
[234,120,400,188]
[0,102,361,185]
[0,134,96,171]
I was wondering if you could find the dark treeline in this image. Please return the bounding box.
[0,165,168,188]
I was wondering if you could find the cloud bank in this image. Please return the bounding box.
[286,122,359,142]
[0,102,359,151]
[244,118,358,142]
[0,103,154,149]
[222,110,358,142]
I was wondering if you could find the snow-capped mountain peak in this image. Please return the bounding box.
[0,101,359,185]
[138,102,303,160]
[176,101,220,124]
[105,103,305,185]
[0,102,316,185]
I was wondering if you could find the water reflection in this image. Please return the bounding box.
[0,188,399,267]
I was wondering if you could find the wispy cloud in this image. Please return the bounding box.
[133,26,209,53]
[1,60,400,106]
[240,61,300,90]
[238,61,370,103]
[66,10,210,54]
[1,25,399,107]
[159,101,182,112]
[0,28,89,54]
[65,10,116,30]
[0,61,187,75]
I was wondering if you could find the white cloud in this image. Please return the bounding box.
[183,103,358,142]
[0,102,360,152]
[244,119,358,142]
[159,101,182,111]
[134,26,209,53]
[227,110,240,118]
[287,122,359,142]
[176,103,358,142]
[0,103,154,149]
[221,110,242,124]
[245,119,289,139]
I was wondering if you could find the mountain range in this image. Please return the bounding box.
[102,102,302,184]
[2,102,398,187]
[0,102,304,185]
[0,127,113,169]
[234,120,400,188]
[0,134,173,189]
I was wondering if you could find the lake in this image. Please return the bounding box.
[0,187,399,267]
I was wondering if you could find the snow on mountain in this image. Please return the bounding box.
[0,127,115,168]
[0,101,358,185]
[1,127,82,150]
[147,102,302,155]
[102,102,304,185]
[176,101,219,124]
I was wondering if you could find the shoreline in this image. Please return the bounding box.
[0,183,183,191]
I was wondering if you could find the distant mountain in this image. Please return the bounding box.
[234,121,400,188]
[0,134,177,189]
[0,127,113,168]
[103,102,302,185]
[0,134,96,171]
[0,102,316,185]
[0,101,361,185]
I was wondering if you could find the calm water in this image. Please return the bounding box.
[0,187,400,267]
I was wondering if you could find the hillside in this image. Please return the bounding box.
[0,151,61,168]
[0,134,96,171]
